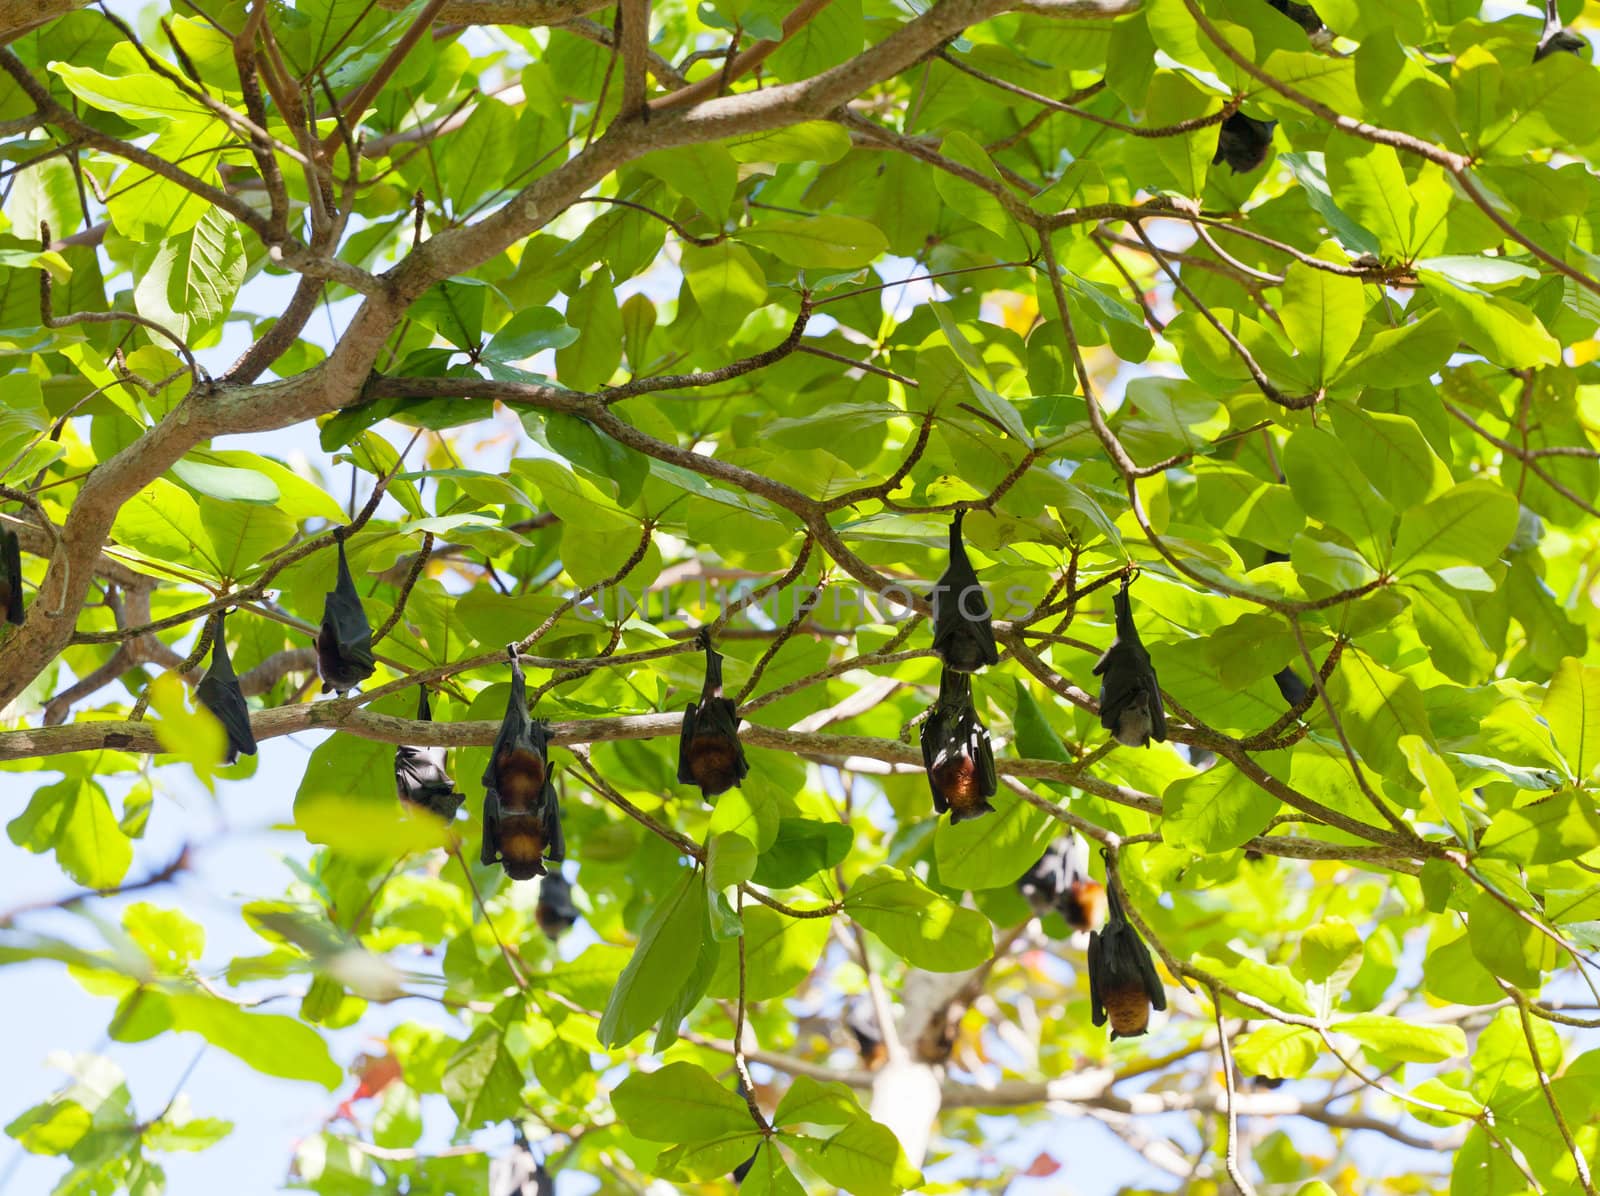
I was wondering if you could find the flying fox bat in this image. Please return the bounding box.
[678,629,749,798]
[920,668,997,824]
[317,533,377,695]
[481,648,564,880]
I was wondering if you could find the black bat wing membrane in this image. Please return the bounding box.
[318,538,377,694]
[0,528,22,626]
[395,689,463,820]
[196,617,257,765]
[932,512,999,673]
[1213,112,1277,174]
[1096,584,1166,746]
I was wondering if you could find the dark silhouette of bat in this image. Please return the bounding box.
[489,1127,555,1196]
[196,613,257,765]
[678,628,748,798]
[1535,0,1586,60]
[535,872,579,941]
[481,647,564,880]
[317,532,376,695]
[1088,884,1167,1040]
[1274,666,1309,707]
[1018,837,1073,916]
[1266,0,1323,34]
[1094,576,1166,748]
[1018,835,1106,931]
[395,688,462,820]
[932,510,999,673]
[920,668,996,824]
[1213,112,1277,174]
[0,528,23,626]
[846,998,888,1070]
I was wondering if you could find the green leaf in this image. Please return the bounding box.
[612,1062,754,1141]
[555,267,623,389]
[1479,789,1600,864]
[681,243,767,338]
[484,307,579,362]
[1192,948,1316,1017]
[935,783,1057,890]
[7,777,133,891]
[1295,918,1363,986]
[1421,271,1561,369]
[411,278,488,351]
[1325,649,1432,778]
[774,1075,868,1128]
[132,207,244,343]
[751,818,853,888]
[441,997,525,1128]
[1467,890,1553,988]
[738,215,888,269]
[843,868,992,972]
[635,143,740,221]
[598,867,714,1047]
[438,96,514,212]
[1544,657,1600,781]
[123,903,205,975]
[168,993,341,1088]
[1279,261,1364,385]
[1281,425,1394,558]
[724,122,851,164]
[1391,480,1520,575]
[1162,759,1280,853]
[707,906,830,1001]
[1337,1014,1466,1063]
[1232,1023,1319,1079]
[786,1118,921,1196]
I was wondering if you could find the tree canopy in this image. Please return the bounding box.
[2,0,1600,1192]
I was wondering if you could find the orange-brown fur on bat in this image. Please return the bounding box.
[1101,985,1152,1038]
[493,748,549,879]
[921,668,996,824]
[1060,880,1108,933]
[481,653,564,881]
[679,631,749,798]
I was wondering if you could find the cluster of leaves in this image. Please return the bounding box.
[0,0,1599,1193]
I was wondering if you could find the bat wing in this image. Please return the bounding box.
[919,713,949,812]
[539,874,579,921]
[969,714,997,797]
[700,696,740,740]
[1138,933,1167,1011]
[396,747,458,807]
[1274,667,1308,706]
[537,748,565,862]
[1087,929,1106,1026]
[677,705,699,784]
[1097,649,1143,728]
[197,674,256,761]
[480,788,501,866]
[1,530,22,625]
[1146,681,1168,742]
[324,588,376,669]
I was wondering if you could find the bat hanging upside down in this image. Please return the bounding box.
[481,646,565,880]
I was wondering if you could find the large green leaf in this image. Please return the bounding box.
[843,868,992,972]
[598,867,717,1047]
[612,1061,756,1141]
